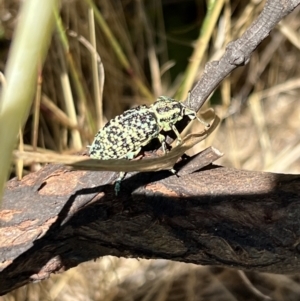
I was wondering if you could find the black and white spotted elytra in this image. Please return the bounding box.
[88,95,209,194]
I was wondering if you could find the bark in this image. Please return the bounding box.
[1,163,300,295]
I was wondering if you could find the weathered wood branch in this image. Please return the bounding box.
[188,0,300,111]
[1,163,300,295]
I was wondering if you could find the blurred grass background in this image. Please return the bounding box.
[1,0,300,300]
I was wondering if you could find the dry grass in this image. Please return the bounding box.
[1,0,300,300]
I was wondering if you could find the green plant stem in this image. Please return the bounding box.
[0,0,58,206]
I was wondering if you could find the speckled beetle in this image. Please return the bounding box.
[89,95,209,194]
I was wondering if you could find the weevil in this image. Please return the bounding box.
[89,95,209,194]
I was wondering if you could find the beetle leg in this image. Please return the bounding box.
[126,147,142,160]
[157,134,167,154]
[114,172,126,196]
[114,147,143,195]
[171,124,182,146]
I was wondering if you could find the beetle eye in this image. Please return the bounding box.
[157,104,171,114]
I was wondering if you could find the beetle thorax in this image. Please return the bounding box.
[151,97,184,131]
